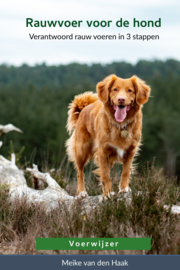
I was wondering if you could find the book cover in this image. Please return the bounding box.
[0,0,180,268]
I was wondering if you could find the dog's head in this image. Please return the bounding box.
[96,74,151,123]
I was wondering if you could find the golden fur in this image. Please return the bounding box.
[66,74,151,195]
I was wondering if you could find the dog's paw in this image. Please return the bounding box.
[100,191,116,201]
[108,191,116,198]
[75,191,88,200]
[119,187,132,193]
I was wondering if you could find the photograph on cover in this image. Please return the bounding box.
[0,0,180,255]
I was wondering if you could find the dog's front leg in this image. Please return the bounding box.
[98,149,111,196]
[119,145,137,192]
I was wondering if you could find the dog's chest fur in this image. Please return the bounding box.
[108,143,124,159]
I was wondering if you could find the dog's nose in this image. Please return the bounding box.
[118,97,125,104]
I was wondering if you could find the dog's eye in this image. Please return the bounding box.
[128,89,132,92]
[114,88,117,91]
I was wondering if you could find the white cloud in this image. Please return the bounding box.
[0,0,179,65]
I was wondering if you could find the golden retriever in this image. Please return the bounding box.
[66,74,150,197]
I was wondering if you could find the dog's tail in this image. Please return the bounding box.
[66,91,98,134]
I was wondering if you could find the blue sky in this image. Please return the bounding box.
[0,0,180,65]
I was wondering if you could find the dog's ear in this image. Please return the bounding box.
[96,74,117,103]
[131,76,151,105]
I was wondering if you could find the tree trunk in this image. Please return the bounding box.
[166,148,177,179]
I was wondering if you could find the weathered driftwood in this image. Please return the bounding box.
[0,124,22,135]
[0,124,22,146]
[0,155,103,213]
[0,155,180,215]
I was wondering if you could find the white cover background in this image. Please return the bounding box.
[0,0,179,65]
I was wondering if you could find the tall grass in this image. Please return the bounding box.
[0,160,180,254]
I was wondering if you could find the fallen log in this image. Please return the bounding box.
[0,155,103,214]
[0,155,180,215]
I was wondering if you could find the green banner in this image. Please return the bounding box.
[36,238,151,250]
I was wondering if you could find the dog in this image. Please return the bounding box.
[66,74,150,197]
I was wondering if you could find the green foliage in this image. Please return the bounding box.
[0,60,180,178]
[8,140,25,166]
